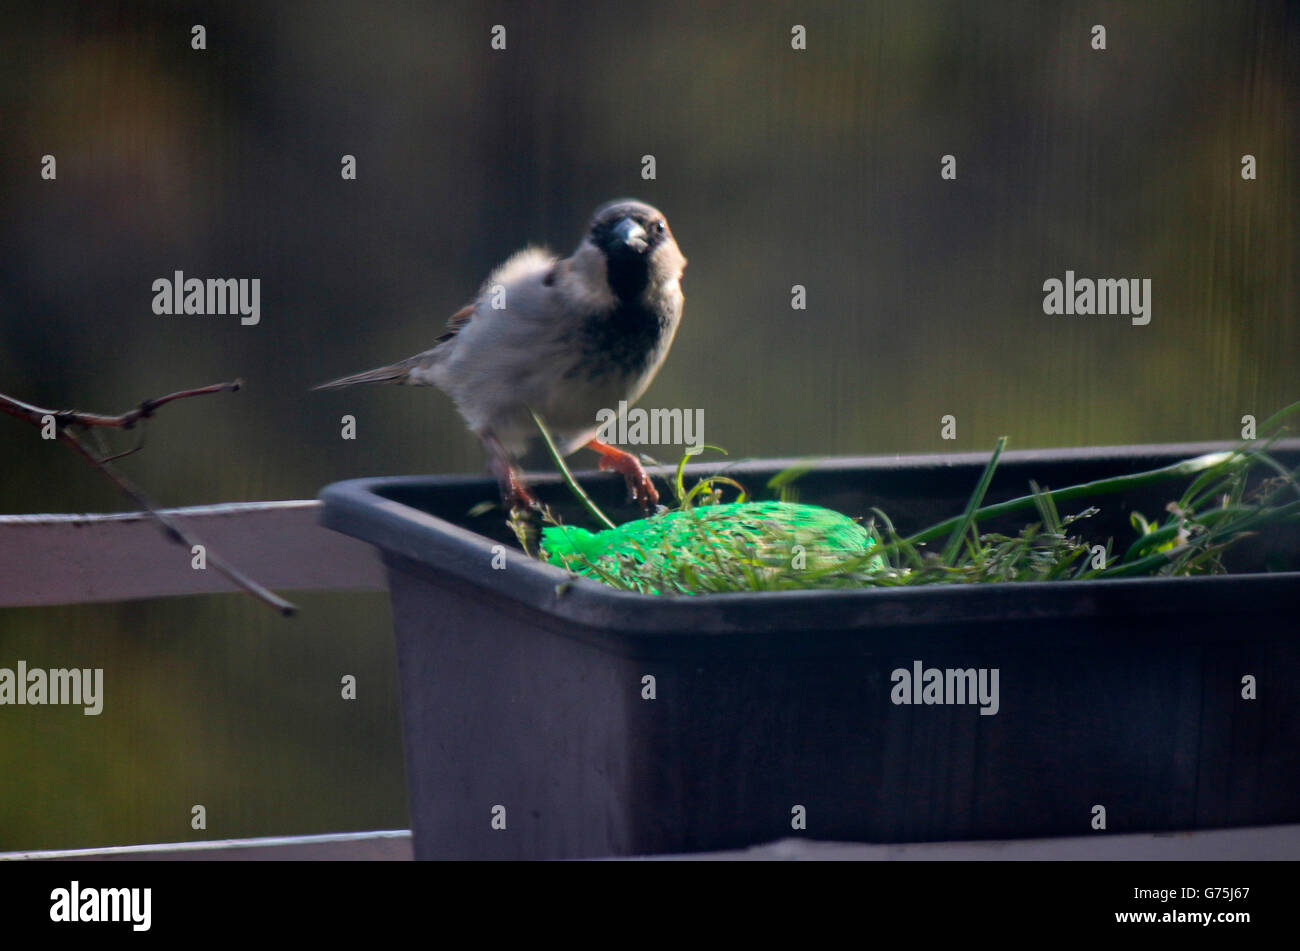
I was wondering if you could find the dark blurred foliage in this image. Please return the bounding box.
[0,1,1295,848]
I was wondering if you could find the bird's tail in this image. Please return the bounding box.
[313,352,437,391]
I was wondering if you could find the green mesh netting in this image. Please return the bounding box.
[541,501,883,590]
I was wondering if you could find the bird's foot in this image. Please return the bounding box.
[486,452,541,516]
[587,439,659,511]
[499,469,541,515]
[481,430,543,515]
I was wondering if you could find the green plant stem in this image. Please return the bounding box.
[531,409,617,531]
[906,450,1237,548]
[941,436,1006,565]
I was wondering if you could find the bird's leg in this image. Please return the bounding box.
[481,432,539,512]
[586,438,659,510]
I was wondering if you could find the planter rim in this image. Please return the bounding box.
[319,438,1300,639]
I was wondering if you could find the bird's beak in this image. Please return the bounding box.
[610,217,648,253]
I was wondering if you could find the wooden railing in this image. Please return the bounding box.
[0,500,384,608]
[0,499,402,859]
[3,498,1297,860]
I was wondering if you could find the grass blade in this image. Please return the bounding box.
[940,437,1007,565]
[530,409,617,531]
[908,449,1236,548]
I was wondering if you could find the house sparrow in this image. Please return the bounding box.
[316,199,686,511]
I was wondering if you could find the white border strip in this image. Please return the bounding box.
[1,829,412,861]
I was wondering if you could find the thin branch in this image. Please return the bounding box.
[0,379,243,430]
[1,380,297,616]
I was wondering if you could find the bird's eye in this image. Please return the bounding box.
[655,220,666,234]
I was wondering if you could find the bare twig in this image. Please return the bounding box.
[0,380,297,616]
[0,380,243,430]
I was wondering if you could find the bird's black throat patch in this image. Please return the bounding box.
[573,297,666,379]
[603,249,651,303]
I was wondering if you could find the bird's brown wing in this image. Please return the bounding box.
[434,253,560,342]
[315,301,481,391]
[434,302,478,344]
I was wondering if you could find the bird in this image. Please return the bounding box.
[315,199,687,512]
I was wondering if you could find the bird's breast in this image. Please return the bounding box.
[569,295,678,383]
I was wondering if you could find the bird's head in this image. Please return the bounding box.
[580,199,685,303]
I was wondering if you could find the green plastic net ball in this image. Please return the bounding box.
[540,501,883,592]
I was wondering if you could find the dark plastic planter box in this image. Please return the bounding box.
[320,441,1300,859]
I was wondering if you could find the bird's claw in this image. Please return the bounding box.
[628,473,660,512]
[488,447,541,515]
[503,483,542,515]
[597,453,659,511]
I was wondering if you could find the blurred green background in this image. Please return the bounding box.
[1,1,1296,850]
